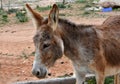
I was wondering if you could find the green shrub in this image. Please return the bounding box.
[0,9,5,15]
[83,11,91,15]
[86,76,114,84]
[8,8,18,14]
[105,76,114,84]
[76,0,87,3]
[2,14,8,22]
[56,3,66,8]
[16,10,28,22]
[36,3,70,12]
[59,13,66,16]
[36,5,51,12]
[66,4,71,8]
[86,77,96,84]
[0,9,9,23]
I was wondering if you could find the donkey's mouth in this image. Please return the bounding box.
[35,71,47,79]
[32,67,47,79]
[36,74,46,79]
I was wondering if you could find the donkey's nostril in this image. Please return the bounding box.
[32,69,41,77]
[36,71,40,76]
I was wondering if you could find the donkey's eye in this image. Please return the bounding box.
[43,44,50,49]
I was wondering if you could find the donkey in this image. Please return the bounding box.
[26,4,120,84]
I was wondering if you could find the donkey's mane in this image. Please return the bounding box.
[44,17,93,30]
[58,18,95,41]
[59,18,93,30]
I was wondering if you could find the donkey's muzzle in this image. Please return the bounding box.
[32,67,47,78]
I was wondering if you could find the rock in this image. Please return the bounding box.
[48,73,52,76]
[60,61,64,64]
[24,78,27,80]
[99,0,120,7]
[85,6,102,11]
[11,31,16,33]
[69,72,73,76]
[99,1,116,7]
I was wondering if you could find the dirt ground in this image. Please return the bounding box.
[0,4,120,84]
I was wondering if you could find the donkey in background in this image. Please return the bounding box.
[26,4,120,84]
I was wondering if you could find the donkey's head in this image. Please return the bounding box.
[26,4,64,78]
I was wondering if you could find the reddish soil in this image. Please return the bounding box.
[0,14,108,84]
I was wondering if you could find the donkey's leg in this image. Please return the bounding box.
[72,63,87,84]
[74,70,86,84]
[114,74,119,84]
[95,73,105,84]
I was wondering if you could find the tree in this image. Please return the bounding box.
[63,0,65,4]
[8,0,11,10]
[0,0,3,9]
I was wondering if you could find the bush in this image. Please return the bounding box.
[16,9,28,22]
[0,9,5,15]
[2,14,8,22]
[86,76,114,84]
[105,76,114,84]
[76,0,87,3]
[56,3,66,8]
[36,5,51,12]
[8,8,18,14]
[0,9,9,23]
[86,77,96,84]
[36,3,70,12]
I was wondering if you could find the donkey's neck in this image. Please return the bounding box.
[58,18,94,41]
[57,18,97,60]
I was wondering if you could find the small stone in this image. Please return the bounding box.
[48,73,51,76]
[11,31,16,33]
[24,78,27,80]
[22,71,25,73]
[69,72,73,75]
[17,74,19,76]
[28,47,31,49]
[0,52,2,54]
[5,30,9,32]
[60,61,64,64]
[17,80,19,81]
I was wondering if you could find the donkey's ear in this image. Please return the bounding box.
[25,4,43,29]
[48,4,59,31]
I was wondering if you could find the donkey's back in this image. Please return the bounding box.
[85,15,120,84]
[95,15,120,75]
[102,15,120,40]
